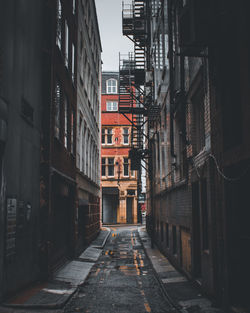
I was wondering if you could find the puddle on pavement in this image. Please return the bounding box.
[105,250,116,257]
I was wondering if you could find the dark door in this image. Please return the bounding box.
[192,182,202,278]
[102,194,117,224]
[51,194,71,269]
[226,165,250,308]
[126,197,133,224]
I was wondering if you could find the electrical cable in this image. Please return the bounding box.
[208,153,250,182]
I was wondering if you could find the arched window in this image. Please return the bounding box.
[79,115,83,170]
[83,124,87,174]
[106,78,117,94]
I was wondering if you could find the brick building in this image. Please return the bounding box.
[101,72,138,224]
[121,0,250,311]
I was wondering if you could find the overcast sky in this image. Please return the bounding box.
[95,0,133,71]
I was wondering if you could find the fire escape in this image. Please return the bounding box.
[119,0,152,171]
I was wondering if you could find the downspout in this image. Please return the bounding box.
[145,0,155,248]
[168,0,175,157]
[0,97,8,301]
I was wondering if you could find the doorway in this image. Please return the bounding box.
[225,163,250,308]
[126,197,133,224]
[102,194,118,224]
[192,181,202,279]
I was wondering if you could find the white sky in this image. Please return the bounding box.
[95,0,133,71]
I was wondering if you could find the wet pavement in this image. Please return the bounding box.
[64,226,175,313]
[0,225,224,313]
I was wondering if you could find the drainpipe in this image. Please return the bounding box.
[168,0,175,158]
[149,137,155,248]
[0,97,8,301]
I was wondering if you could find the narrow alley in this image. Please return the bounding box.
[64,226,171,313]
[1,0,250,312]
[0,226,224,313]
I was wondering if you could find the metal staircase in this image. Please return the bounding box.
[119,0,156,170]
[119,54,145,151]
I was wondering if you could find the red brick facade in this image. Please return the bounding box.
[101,72,138,224]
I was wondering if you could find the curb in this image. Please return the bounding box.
[137,227,184,313]
[91,227,111,249]
[137,228,224,313]
[2,229,111,310]
[2,287,78,310]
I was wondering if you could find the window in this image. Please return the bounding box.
[54,80,61,139]
[65,21,69,67]
[79,116,83,170]
[160,222,164,242]
[108,158,114,176]
[101,128,105,144]
[107,128,113,144]
[101,158,106,176]
[106,79,117,94]
[70,110,74,154]
[123,128,129,144]
[201,179,209,250]
[106,101,118,111]
[80,38,84,81]
[123,157,129,176]
[64,97,68,148]
[172,225,177,255]
[102,128,113,144]
[72,0,76,14]
[127,189,135,195]
[192,88,205,154]
[56,0,62,49]
[86,132,89,175]
[72,43,75,82]
[166,223,169,248]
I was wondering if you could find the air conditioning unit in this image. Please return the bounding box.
[179,0,211,56]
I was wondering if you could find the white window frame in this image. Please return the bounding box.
[64,97,68,149]
[106,101,118,111]
[72,43,75,82]
[56,0,62,49]
[54,80,61,139]
[106,79,117,94]
[65,21,69,67]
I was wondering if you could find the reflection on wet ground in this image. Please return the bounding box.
[64,226,172,313]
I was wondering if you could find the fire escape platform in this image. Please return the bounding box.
[119,107,147,115]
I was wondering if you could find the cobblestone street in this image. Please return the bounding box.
[64,226,173,313]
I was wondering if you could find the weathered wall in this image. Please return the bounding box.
[0,0,43,297]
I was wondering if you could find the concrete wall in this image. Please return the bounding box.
[0,0,43,297]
